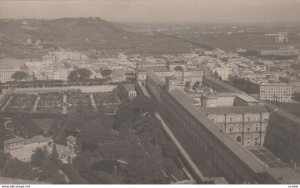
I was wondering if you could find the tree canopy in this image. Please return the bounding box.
[31,148,48,167]
[101,69,112,77]
[68,68,92,82]
[185,81,191,89]
[192,81,200,90]
[11,71,27,81]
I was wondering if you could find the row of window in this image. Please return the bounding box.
[210,117,269,123]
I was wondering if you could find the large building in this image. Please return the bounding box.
[260,47,298,57]
[145,71,300,183]
[137,60,203,87]
[231,77,292,102]
[25,61,71,81]
[259,83,292,102]
[3,135,53,162]
[199,106,269,147]
[214,66,232,81]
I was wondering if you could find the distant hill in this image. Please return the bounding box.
[0,18,198,55]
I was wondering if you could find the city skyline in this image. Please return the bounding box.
[0,0,300,23]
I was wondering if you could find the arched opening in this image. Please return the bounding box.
[67,156,72,164]
[237,136,242,142]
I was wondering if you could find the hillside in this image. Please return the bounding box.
[0,18,197,56]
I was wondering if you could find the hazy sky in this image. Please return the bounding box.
[0,0,299,23]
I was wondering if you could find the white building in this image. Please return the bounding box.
[56,136,78,164]
[215,66,232,81]
[3,135,53,162]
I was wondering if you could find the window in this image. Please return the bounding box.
[237,136,242,142]
[247,128,250,132]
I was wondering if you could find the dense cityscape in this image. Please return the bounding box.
[0,1,300,185]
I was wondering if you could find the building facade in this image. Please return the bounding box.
[145,72,300,183]
[259,83,292,102]
[200,106,270,147]
[136,61,203,87]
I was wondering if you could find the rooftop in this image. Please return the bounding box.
[3,137,24,145]
[236,94,258,103]
[168,88,266,173]
[24,135,52,144]
[168,88,300,183]
[199,106,269,115]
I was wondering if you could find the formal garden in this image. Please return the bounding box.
[4,94,37,112]
[36,92,64,114]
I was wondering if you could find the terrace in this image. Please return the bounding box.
[4,94,37,113]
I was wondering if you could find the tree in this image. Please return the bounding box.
[192,81,200,90]
[125,156,167,184]
[101,69,112,78]
[68,68,92,82]
[11,71,27,81]
[161,141,177,159]
[293,93,300,102]
[31,148,48,167]
[43,145,63,181]
[131,95,158,114]
[213,71,222,80]
[0,151,9,169]
[185,81,191,89]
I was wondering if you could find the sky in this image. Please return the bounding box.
[0,0,299,23]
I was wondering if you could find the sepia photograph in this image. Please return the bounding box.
[0,0,300,186]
